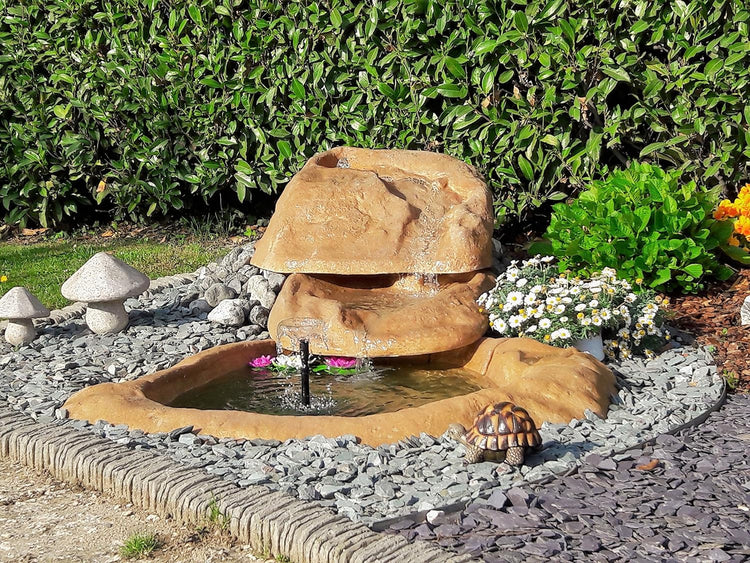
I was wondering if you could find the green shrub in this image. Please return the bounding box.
[534,162,734,293]
[1,0,748,227]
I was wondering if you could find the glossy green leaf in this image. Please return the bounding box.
[291,78,305,99]
[517,155,534,181]
[188,5,202,26]
[436,83,466,98]
[277,140,292,159]
[514,11,528,33]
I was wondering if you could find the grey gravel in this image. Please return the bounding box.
[387,393,750,562]
[0,242,728,529]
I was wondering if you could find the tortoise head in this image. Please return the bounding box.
[445,423,467,441]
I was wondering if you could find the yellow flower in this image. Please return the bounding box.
[635,278,643,285]
[0,275,7,283]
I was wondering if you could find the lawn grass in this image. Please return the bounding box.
[0,239,232,310]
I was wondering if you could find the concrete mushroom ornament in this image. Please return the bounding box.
[62,252,149,334]
[0,287,50,345]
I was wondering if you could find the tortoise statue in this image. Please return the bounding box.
[447,402,542,465]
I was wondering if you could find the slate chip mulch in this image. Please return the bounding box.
[387,393,750,561]
[669,267,750,392]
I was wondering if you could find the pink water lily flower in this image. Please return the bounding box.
[249,355,274,368]
[325,357,357,369]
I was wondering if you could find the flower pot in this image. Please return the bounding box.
[573,333,605,361]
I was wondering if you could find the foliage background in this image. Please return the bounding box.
[1,0,748,228]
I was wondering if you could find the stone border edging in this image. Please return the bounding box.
[0,407,473,563]
[371,377,729,532]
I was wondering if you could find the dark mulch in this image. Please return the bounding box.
[669,268,750,393]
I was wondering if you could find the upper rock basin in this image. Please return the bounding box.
[269,271,496,357]
[251,147,494,275]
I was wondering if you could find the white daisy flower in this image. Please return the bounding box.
[508,315,523,328]
[494,319,507,334]
[516,278,528,288]
[506,291,524,308]
[539,318,552,329]
[526,325,538,333]
[551,328,571,340]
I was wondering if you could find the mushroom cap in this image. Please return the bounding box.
[61,252,150,303]
[0,286,50,319]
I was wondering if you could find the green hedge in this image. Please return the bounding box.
[1,0,748,228]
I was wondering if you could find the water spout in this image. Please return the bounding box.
[300,339,310,406]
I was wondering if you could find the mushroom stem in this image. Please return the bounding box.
[86,300,129,334]
[5,318,36,346]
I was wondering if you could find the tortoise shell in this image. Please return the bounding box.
[464,402,542,451]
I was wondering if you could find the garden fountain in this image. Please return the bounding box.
[64,147,615,446]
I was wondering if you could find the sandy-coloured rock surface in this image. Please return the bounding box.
[269,271,496,357]
[251,147,493,275]
[0,457,277,562]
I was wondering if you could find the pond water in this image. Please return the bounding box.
[169,364,482,417]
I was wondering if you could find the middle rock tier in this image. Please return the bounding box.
[269,271,496,357]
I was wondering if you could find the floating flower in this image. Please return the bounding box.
[273,354,303,369]
[324,357,357,369]
[249,355,274,368]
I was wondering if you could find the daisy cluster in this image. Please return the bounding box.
[477,256,669,360]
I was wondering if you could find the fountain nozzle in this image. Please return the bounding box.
[300,339,310,406]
